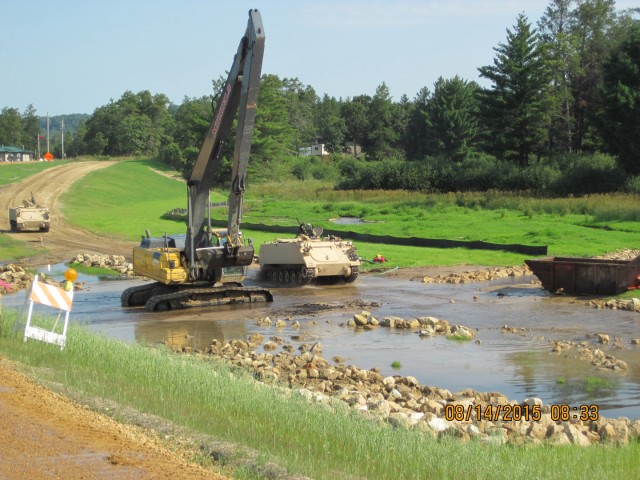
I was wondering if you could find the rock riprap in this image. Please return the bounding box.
[0,264,34,293]
[1,253,135,295]
[346,311,476,339]
[169,316,639,447]
[70,254,135,277]
[0,264,84,293]
[421,265,532,284]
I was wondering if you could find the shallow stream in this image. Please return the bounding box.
[4,264,639,419]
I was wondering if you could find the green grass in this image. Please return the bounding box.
[0,235,40,261]
[9,156,639,268]
[0,309,638,480]
[67,262,120,277]
[243,184,639,258]
[446,334,475,342]
[0,159,71,186]
[582,377,619,394]
[614,290,640,300]
[61,158,188,241]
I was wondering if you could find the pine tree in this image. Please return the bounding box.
[342,95,371,158]
[366,83,399,160]
[427,76,480,162]
[405,87,432,160]
[568,0,618,151]
[478,14,553,165]
[598,21,640,173]
[315,94,347,153]
[538,0,579,153]
[252,74,297,163]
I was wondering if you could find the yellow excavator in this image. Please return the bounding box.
[121,9,273,311]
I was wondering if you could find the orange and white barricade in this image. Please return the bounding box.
[24,275,74,350]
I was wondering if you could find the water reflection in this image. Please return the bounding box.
[2,268,639,418]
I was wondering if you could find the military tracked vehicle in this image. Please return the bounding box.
[9,195,50,232]
[259,223,360,285]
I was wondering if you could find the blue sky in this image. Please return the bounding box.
[2,0,636,116]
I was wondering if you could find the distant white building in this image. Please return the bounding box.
[298,143,329,157]
[0,146,35,162]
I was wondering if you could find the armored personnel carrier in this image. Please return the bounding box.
[259,223,360,285]
[9,195,50,232]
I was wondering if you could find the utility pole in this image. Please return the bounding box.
[61,118,65,159]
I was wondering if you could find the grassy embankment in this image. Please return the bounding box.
[0,159,71,187]
[3,156,638,266]
[57,158,639,269]
[0,309,638,480]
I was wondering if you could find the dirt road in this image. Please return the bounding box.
[1,161,132,266]
[1,163,226,479]
[0,356,224,480]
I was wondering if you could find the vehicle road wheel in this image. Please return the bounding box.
[278,271,284,283]
[284,271,290,283]
[345,272,359,283]
[271,270,278,282]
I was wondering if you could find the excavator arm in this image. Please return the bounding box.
[185,8,265,280]
[122,9,273,310]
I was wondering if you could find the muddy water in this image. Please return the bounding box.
[4,265,640,419]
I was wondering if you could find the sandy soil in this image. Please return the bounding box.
[1,161,132,266]
[0,163,228,479]
[0,356,225,480]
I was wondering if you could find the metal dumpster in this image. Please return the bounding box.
[525,255,640,295]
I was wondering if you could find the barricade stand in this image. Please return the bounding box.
[23,274,74,350]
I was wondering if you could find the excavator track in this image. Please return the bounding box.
[143,285,273,312]
[121,282,176,308]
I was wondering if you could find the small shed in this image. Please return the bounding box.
[0,146,35,162]
[298,143,329,157]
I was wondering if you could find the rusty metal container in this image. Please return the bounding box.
[525,256,640,295]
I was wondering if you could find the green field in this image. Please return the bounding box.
[56,158,639,267]
[0,159,70,186]
[2,157,638,267]
[0,235,38,261]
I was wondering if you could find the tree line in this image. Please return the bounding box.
[1,1,638,194]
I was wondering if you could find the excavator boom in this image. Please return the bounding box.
[186,9,265,278]
[122,9,273,311]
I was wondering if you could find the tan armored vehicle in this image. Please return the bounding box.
[259,223,360,285]
[9,195,50,232]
